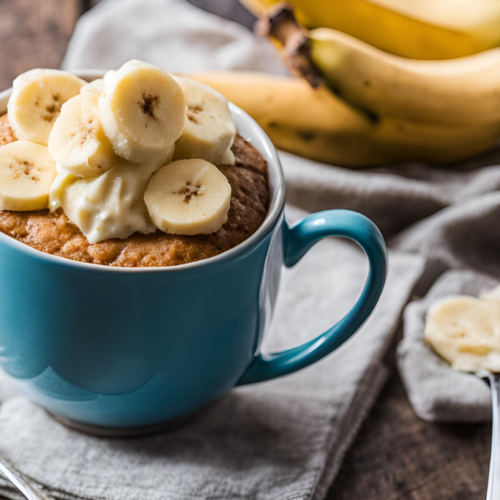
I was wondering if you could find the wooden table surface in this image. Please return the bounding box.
[0,0,492,498]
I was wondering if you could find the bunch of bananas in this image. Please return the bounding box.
[188,4,500,168]
[238,0,500,60]
[185,0,500,167]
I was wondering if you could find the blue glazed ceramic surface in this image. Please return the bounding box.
[0,75,387,428]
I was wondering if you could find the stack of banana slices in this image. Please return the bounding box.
[0,60,236,243]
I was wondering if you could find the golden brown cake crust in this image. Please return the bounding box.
[0,115,270,267]
[0,114,15,146]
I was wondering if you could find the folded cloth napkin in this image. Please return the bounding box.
[282,152,500,424]
[397,270,496,424]
[62,0,288,74]
[1,0,500,497]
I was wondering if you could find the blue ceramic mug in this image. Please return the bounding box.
[0,74,387,433]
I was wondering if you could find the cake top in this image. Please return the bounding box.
[0,60,238,244]
[0,134,269,267]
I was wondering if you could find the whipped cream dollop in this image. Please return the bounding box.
[49,156,169,244]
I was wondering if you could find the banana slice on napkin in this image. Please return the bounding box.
[425,296,500,372]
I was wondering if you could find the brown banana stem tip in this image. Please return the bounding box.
[254,3,323,88]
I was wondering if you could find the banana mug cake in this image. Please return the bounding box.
[0,61,269,267]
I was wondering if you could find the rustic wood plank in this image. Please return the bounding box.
[329,372,490,500]
[0,0,83,90]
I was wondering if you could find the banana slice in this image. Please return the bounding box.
[480,285,500,303]
[48,93,116,178]
[215,148,235,165]
[7,69,86,145]
[80,71,116,96]
[173,77,236,165]
[99,60,185,163]
[425,296,500,372]
[145,159,231,235]
[0,141,56,211]
[103,70,116,86]
[80,79,105,96]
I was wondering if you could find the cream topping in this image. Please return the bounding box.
[49,155,171,244]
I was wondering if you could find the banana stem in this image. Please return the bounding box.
[255,3,323,88]
[255,3,380,123]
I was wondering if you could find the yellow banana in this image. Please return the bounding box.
[187,72,372,134]
[187,71,500,167]
[310,29,500,126]
[239,0,500,59]
[262,5,500,126]
[186,72,380,167]
[268,121,500,166]
[372,119,500,164]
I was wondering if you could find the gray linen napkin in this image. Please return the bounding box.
[282,152,500,424]
[397,270,496,424]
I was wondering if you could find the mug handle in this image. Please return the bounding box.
[237,210,387,385]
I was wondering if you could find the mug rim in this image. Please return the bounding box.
[0,71,286,274]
